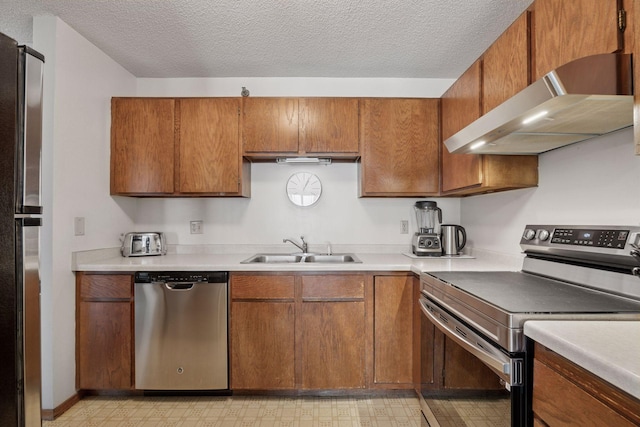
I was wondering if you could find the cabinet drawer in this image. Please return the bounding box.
[533,360,636,427]
[302,275,365,300]
[231,275,295,300]
[79,274,132,300]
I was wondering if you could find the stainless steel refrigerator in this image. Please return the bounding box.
[0,31,44,427]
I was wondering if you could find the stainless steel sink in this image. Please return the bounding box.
[303,254,361,263]
[241,254,303,263]
[241,253,361,264]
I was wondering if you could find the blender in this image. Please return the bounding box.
[412,201,442,256]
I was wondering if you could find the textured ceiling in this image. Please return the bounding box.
[1,0,533,79]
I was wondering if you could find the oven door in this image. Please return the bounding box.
[419,294,529,427]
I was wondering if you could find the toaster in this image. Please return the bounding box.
[121,232,167,257]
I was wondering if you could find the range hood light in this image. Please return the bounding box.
[522,110,548,125]
[470,140,487,150]
[276,157,332,165]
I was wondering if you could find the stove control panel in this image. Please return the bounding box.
[521,225,640,256]
[551,228,629,249]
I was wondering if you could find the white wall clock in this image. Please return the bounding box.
[286,172,322,207]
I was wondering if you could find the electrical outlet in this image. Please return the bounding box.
[74,217,85,236]
[190,220,203,234]
[400,220,409,234]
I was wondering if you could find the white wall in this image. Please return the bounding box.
[33,17,137,410]
[134,77,460,247]
[461,127,640,256]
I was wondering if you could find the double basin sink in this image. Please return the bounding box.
[241,253,362,264]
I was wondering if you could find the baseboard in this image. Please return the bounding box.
[41,391,83,421]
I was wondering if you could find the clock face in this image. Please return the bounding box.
[286,172,322,207]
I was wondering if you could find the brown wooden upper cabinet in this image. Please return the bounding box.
[532,0,627,80]
[111,97,250,197]
[483,11,531,115]
[242,97,359,158]
[532,0,639,155]
[441,18,538,196]
[111,98,175,194]
[359,98,440,197]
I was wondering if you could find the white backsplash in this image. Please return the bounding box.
[134,162,462,247]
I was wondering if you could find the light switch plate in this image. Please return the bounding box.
[74,217,85,236]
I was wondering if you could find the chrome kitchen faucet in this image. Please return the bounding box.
[283,236,308,253]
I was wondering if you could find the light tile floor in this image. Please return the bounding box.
[42,394,425,427]
[423,396,511,427]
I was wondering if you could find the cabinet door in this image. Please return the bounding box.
[441,60,483,193]
[360,98,440,196]
[483,12,530,114]
[373,275,413,385]
[300,301,366,389]
[178,98,240,194]
[299,98,359,154]
[230,274,296,390]
[300,275,366,389]
[231,301,296,389]
[533,0,623,80]
[76,274,133,390]
[110,98,175,194]
[242,98,299,154]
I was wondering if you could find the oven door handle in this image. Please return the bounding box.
[419,297,522,386]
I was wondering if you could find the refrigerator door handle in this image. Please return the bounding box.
[16,46,44,215]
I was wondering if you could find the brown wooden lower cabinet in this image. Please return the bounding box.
[231,272,381,391]
[300,301,366,389]
[76,272,134,390]
[230,274,296,390]
[300,275,367,389]
[231,301,295,389]
[373,275,414,387]
[532,342,640,427]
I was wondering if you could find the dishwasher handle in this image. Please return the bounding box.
[150,281,195,290]
[167,282,194,290]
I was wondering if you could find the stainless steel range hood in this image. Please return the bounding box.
[445,54,634,155]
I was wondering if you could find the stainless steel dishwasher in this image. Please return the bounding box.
[134,271,228,390]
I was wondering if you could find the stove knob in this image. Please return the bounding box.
[523,229,536,241]
[537,229,550,241]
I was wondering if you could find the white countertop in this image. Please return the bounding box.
[72,246,523,274]
[525,320,640,400]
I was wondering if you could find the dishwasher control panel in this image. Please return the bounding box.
[134,271,228,283]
